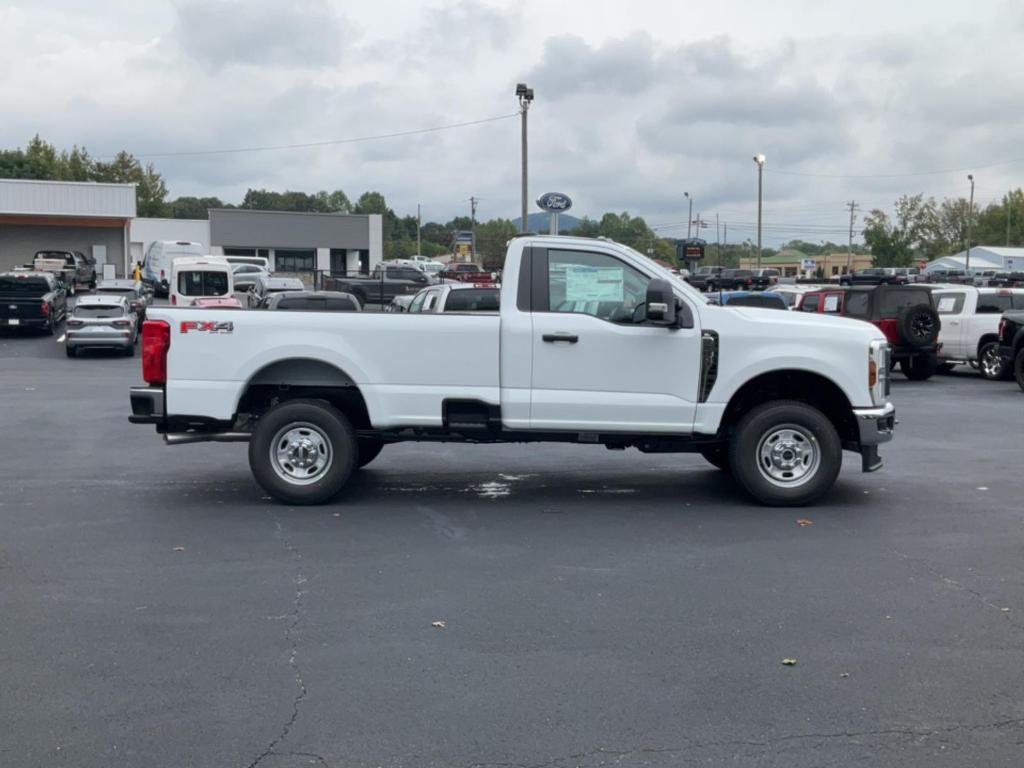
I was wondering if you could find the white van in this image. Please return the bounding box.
[142,241,205,295]
[224,255,271,271]
[169,256,234,307]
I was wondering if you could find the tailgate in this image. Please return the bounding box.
[0,299,46,320]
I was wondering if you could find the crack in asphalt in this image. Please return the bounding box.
[891,548,1020,624]
[245,516,326,768]
[462,718,1024,768]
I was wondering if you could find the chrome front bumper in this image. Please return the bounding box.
[852,402,896,472]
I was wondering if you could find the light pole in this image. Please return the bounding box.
[684,192,692,238]
[416,203,421,257]
[516,83,534,233]
[966,174,975,272]
[753,154,766,270]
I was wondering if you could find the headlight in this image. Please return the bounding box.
[870,340,889,405]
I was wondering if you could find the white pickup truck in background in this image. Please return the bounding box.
[933,286,1024,379]
[129,235,895,507]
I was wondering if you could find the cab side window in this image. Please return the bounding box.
[801,295,820,312]
[546,250,650,323]
[408,292,428,313]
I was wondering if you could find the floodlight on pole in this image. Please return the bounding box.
[753,154,766,270]
[516,83,534,232]
[966,174,975,272]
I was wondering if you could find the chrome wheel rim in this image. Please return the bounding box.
[756,423,821,488]
[980,346,1002,379]
[270,422,333,486]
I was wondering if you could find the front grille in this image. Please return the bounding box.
[699,331,719,403]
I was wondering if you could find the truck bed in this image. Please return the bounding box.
[150,308,500,427]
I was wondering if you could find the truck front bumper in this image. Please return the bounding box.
[852,402,896,472]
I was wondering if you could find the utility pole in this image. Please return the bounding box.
[723,223,727,266]
[754,154,766,270]
[1007,199,1012,247]
[685,192,693,238]
[966,174,975,272]
[470,196,478,262]
[416,203,422,257]
[846,200,859,274]
[716,213,721,265]
[516,84,534,232]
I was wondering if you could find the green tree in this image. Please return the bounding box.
[568,216,601,238]
[353,191,390,215]
[169,196,226,219]
[23,135,59,179]
[475,218,518,270]
[862,194,940,267]
[56,145,94,181]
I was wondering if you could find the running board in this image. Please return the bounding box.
[164,432,251,446]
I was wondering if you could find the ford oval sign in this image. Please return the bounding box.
[536,192,573,213]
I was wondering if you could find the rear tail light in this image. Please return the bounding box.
[142,320,170,384]
[113,319,131,327]
[160,270,165,279]
[999,319,1007,339]
[66,319,83,327]
[171,294,177,305]
[40,301,50,316]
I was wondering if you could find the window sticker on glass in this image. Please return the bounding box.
[823,294,840,312]
[563,265,624,302]
[936,296,958,313]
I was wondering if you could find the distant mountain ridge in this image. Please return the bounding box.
[512,211,583,233]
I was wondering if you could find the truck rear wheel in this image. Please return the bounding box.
[249,399,358,505]
[1014,350,1024,392]
[729,400,841,506]
[978,341,1010,381]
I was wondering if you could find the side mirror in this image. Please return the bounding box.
[645,279,677,325]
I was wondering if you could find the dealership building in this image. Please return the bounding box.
[0,178,136,275]
[0,178,383,277]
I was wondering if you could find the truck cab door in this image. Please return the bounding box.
[934,292,967,357]
[522,247,700,433]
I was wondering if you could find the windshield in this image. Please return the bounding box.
[0,277,49,295]
[178,270,229,296]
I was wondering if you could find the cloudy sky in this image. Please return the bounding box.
[1,0,1022,244]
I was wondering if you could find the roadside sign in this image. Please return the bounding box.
[676,238,706,262]
[536,192,572,213]
[801,258,817,270]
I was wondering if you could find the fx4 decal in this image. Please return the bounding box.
[180,320,234,334]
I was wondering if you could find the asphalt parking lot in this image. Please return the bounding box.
[2,322,1023,768]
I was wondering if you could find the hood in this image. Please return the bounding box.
[704,303,885,341]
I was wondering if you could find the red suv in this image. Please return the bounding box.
[798,285,941,380]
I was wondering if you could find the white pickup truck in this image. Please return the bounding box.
[129,235,895,507]
[932,286,1024,379]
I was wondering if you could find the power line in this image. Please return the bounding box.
[110,113,521,159]
[771,156,1024,179]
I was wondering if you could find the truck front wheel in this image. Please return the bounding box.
[249,399,358,505]
[729,401,842,506]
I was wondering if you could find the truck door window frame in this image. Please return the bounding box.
[529,247,653,324]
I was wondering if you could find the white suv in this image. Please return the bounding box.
[933,286,1024,379]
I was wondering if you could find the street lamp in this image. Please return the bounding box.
[516,83,534,233]
[684,191,693,238]
[753,154,766,270]
[966,174,975,272]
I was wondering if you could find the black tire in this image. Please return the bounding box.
[978,341,1010,381]
[936,362,956,374]
[248,399,358,505]
[124,343,135,357]
[65,345,76,358]
[699,445,731,472]
[898,303,940,348]
[729,400,842,507]
[1014,349,1024,392]
[351,288,367,307]
[43,315,55,336]
[357,438,385,468]
[902,354,937,381]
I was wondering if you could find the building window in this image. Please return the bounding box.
[275,249,315,272]
[831,266,839,275]
[223,247,256,257]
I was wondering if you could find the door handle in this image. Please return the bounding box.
[542,333,579,343]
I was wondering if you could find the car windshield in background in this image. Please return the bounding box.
[74,305,124,318]
[881,290,930,316]
[444,289,500,311]
[976,294,1016,313]
[179,271,228,296]
[98,288,136,295]
[0,277,48,295]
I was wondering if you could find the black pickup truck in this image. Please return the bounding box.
[998,310,1024,390]
[0,271,68,334]
[686,265,724,292]
[324,264,430,305]
[839,268,904,286]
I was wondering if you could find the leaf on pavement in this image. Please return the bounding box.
[782,658,797,666]
[796,519,814,527]
[173,546,185,552]
[431,620,447,629]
